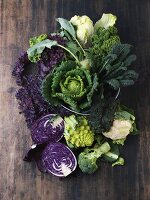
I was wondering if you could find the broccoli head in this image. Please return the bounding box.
[78,142,110,174]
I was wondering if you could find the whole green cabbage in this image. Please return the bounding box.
[42,61,98,111]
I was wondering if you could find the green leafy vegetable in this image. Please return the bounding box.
[89,26,120,69]
[66,41,80,55]
[78,142,110,174]
[99,43,138,90]
[27,39,58,62]
[103,143,120,162]
[87,95,119,134]
[27,37,81,63]
[57,18,76,38]
[94,13,117,30]
[57,17,86,55]
[29,34,48,47]
[42,61,98,111]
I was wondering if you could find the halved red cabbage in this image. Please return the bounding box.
[40,143,77,177]
[31,114,64,144]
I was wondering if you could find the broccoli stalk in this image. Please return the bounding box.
[78,142,110,174]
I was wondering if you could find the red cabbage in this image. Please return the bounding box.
[31,114,64,144]
[12,52,30,86]
[40,143,77,177]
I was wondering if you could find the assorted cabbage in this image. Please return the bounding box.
[94,13,117,30]
[42,61,98,111]
[12,13,138,177]
[70,15,94,46]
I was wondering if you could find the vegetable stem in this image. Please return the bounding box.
[57,44,80,63]
[74,38,86,55]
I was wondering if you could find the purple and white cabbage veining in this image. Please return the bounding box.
[31,114,64,144]
[39,143,77,177]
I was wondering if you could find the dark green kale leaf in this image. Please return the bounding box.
[87,95,119,134]
[99,44,138,90]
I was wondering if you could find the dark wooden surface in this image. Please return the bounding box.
[0,0,150,199]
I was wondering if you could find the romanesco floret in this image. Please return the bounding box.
[64,115,94,148]
[78,142,110,174]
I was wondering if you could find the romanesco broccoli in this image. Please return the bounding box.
[64,115,94,148]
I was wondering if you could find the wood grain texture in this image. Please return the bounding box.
[0,0,150,199]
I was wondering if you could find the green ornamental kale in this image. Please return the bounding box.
[28,34,48,62]
[42,60,98,111]
[29,34,48,47]
[78,142,110,174]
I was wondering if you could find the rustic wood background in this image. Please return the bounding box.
[0,0,150,199]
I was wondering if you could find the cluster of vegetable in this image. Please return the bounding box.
[13,13,139,177]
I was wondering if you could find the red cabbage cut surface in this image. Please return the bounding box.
[40,143,77,177]
[31,114,64,144]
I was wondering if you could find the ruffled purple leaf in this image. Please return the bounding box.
[12,52,30,86]
[16,75,53,128]
[38,34,66,78]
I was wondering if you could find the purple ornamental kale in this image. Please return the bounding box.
[13,34,69,128]
[38,34,66,78]
[12,52,30,86]
[16,75,53,128]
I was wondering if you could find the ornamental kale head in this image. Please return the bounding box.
[42,61,98,111]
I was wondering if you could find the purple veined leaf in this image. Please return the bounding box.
[31,114,64,144]
[40,143,77,177]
